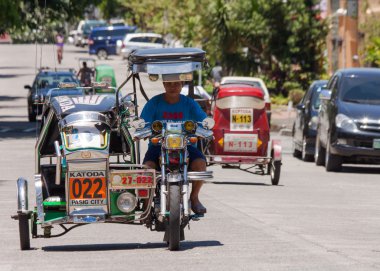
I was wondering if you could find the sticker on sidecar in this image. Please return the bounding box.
[224,133,258,152]
[230,108,253,131]
[57,96,106,112]
[69,170,107,206]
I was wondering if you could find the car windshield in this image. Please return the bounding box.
[216,96,265,109]
[36,75,78,89]
[83,22,107,34]
[341,76,380,104]
[311,85,324,110]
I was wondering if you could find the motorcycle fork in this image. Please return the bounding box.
[159,149,190,217]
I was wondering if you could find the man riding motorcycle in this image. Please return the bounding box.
[141,79,207,214]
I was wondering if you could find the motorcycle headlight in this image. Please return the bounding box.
[336,114,357,131]
[164,134,185,149]
[152,120,163,133]
[117,192,137,213]
[184,120,196,133]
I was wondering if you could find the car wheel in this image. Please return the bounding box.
[314,132,325,166]
[302,136,314,162]
[97,49,108,60]
[28,106,37,122]
[325,136,342,172]
[270,160,281,185]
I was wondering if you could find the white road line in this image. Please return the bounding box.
[23,128,36,132]
[0,128,11,133]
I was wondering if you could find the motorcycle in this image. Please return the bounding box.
[132,118,214,250]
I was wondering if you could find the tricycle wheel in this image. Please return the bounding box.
[270,160,281,185]
[168,184,181,251]
[18,213,30,250]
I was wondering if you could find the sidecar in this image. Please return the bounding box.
[205,83,282,185]
[13,83,155,250]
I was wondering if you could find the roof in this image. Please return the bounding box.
[129,48,206,64]
[217,84,264,99]
[50,95,116,119]
[92,25,137,31]
[125,33,162,39]
[337,68,380,76]
[38,70,76,76]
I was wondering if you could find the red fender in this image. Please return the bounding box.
[272,139,282,161]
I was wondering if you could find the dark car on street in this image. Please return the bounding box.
[25,68,79,122]
[293,80,327,161]
[315,68,380,171]
[88,25,137,59]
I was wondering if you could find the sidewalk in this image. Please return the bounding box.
[270,105,296,133]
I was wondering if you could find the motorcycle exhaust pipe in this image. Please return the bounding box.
[54,141,62,185]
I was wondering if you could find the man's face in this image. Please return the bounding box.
[163,81,183,95]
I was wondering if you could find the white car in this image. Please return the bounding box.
[120,33,164,59]
[181,85,212,115]
[220,76,272,124]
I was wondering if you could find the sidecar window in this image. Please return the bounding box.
[216,96,265,110]
[63,124,108,150]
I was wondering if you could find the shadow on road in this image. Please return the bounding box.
[0,95,24,102]
[341,165,380,174]
[42,240,223,252]
[0,120,39,139]
[211,181,273,186]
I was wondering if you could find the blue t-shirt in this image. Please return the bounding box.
[141,94,206,124]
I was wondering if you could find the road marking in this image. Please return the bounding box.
[23,128,36,132]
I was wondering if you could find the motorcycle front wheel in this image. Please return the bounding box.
[168,184,181,251]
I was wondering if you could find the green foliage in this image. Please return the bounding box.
[271,94,289,105]
[3,0,100,42]
[288,89,305,105]
[360,15,380,67]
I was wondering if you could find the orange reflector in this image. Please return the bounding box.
[218,138,224,147]
[257,138,262,148]
[151,137,160,144]
[138,189,149,198]
[189,137,198,144]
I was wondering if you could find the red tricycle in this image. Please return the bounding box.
[203,83,282,185]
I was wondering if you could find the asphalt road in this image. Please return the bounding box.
[1,44,380,271]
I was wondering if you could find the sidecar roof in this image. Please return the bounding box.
[129,48,206,64]
[50,94,116,119]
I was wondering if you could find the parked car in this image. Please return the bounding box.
[119,33,165,59]
[292,80,327,161]
[25,68,79,122]
[220,76,272,125]
[180,84,212,115]
[315,68,380,171]
[88,25,137,59]
[73,20,107,47]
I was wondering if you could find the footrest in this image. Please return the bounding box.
[190,213,204,221]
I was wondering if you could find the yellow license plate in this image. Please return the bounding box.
[232,114,252,123]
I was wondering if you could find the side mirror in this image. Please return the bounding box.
[131,118,146,129]
[202,117,215,129]
[296,104,305,111]
[24,85,32,90]
[319,89,331,101]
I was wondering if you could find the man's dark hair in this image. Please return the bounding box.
[83,62,87,67]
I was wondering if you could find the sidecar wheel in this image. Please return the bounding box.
[168,184,181,251]
[18,213,30,250]
[270,160,281,185]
